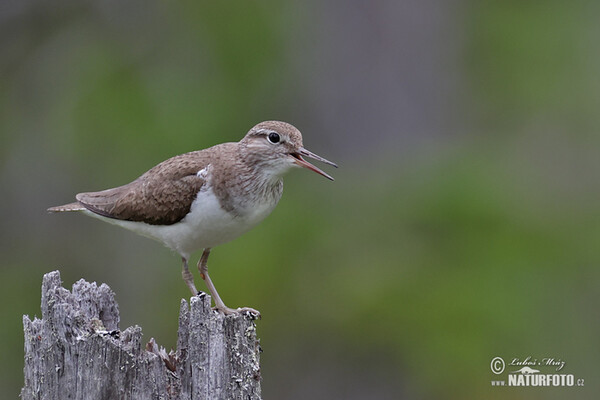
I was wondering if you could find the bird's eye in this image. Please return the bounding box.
[267,132,280,144]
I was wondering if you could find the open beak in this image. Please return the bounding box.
[290,147,338,181]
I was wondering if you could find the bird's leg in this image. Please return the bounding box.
[197,248,260,319]
[181,257,198,295]
[197,249,227,310]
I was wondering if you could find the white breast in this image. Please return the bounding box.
[84,185,278,259]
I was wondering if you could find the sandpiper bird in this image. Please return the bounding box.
[49,121,336,317]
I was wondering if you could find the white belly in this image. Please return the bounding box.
[84,186,277,259]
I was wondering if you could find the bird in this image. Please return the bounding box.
[48,121,337,318]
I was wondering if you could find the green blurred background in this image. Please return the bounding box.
[1,1,599,398]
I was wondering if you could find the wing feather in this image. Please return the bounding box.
[76,151,211,225]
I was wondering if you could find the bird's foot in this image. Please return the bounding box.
[213,305,261,320]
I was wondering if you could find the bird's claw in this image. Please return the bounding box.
[213,305,261,320]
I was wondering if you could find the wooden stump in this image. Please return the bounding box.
[21,271,261,400]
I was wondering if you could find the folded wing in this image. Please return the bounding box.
[75,153,209,226]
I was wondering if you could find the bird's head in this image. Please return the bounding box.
[240,121,337,180]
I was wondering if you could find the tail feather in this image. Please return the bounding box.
[48,202,86,212]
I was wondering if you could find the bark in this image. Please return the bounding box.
[21,271,261,400]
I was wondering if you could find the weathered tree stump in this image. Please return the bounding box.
[21,271,262,400]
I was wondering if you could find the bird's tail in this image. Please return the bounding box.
[47,202,86,212]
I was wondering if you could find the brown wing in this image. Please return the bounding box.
[76,151,210,225]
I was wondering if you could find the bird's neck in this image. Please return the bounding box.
[212,157,284,217]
